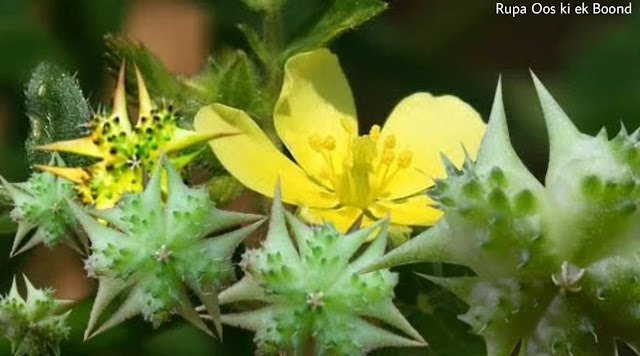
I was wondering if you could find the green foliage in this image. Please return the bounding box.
[0,275,72,356]
[69,157,263,340]
[24,63,92,166]
[0,155,80,256]
[219,187,424,355]
[280,0,387,62]
[216,51,270,122]
[367,77,640,355]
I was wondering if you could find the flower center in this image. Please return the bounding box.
[306,291,325,311]
[308,122,412,209]
[154,244,173,263]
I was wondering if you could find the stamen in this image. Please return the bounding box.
[340,118,355,135]
[382,149,395,165]
[384,135,396,149]
[397,151,412,169]
[322,136,336,151]
[309,134,322,152]
[369,125,381,141]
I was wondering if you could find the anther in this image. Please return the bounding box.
[398,151,412,168]
[340,117,355,135]
[369,125,381,141]
[322,136,336,151]
[382,149,395,165]
[384,135,396,149]
[309,135,322,152]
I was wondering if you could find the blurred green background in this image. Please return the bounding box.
[0,0,638,355]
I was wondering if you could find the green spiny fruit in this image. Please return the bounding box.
[0,275,72,356]
[219,185,425,355]
[0,155,82,257]
[365,74,640,355]
[69,157,263,339]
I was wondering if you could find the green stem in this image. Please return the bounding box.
[262,0,284,146]
[263,2,284,98]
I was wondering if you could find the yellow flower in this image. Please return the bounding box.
[36,64,233,209]
[194,49,486,231]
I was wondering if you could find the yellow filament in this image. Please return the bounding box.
[382,149,395,165]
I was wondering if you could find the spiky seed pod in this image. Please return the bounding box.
[366,75,640,355]
[218,185,425,355]
[0,155,83,256]
[36,64,236,209]
[69,157,263,339]
[0,275,72,356]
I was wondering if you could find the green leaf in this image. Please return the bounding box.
[217,51,269,122]
[238,23,270,67]
[281,0,387,61]
[24,62,91,166]
[104,35,186,103]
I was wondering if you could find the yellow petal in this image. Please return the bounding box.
[298,205,363,232]
[194,104,338,208]
[37,137,104,159]
[370,194,442,226]
[380,93,485,199]
[274,49,358,178]
[35,165,89,184]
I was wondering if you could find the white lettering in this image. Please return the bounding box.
[593,2,632,15]
[532,3,556,15]
[496,3,527,17]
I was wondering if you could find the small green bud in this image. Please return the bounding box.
[0,275,72,356]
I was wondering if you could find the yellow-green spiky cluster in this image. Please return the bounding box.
[219,186,425,355]
[70,157,263,340]
[367,75,640,355]
[37,65,234,209]
[0,275,72,356]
